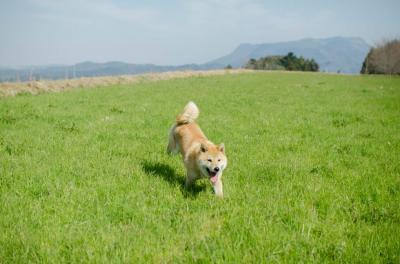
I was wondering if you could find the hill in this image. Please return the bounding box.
[208,37,370,73]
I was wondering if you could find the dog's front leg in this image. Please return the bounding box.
[185,171,197,188]
[213,178,223,198]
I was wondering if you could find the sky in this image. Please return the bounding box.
[0,0,399,67]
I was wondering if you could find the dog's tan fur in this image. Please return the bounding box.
[167,102,227,197]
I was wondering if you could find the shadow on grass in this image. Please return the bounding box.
[141,160,206,198]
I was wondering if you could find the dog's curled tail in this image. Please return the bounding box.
[176,101,199,125]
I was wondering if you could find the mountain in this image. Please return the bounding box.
[207,37,371,73]
[0,37,371,82]
[0,61,221,82]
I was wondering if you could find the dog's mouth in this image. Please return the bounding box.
[206,168,218,183]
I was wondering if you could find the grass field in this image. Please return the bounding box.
[1,72,399,263]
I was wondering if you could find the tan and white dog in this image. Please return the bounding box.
[167,102,227,197]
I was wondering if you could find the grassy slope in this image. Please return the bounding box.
[0,72,399,263]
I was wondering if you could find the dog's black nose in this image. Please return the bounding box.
[214,167,220,172]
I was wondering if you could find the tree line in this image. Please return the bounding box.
[244,52,319,72]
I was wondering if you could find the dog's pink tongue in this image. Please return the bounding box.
[210,175,218,184]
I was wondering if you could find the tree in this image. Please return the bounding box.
[361,39,400,74]
[245,58,257,70]
[224,64,233,69]
[309,59,319,72]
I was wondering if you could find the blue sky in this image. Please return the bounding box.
[0,0,399,67]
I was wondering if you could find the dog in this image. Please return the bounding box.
[167,102,227,197]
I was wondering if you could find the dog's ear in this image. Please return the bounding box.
[218,143,225,153]
[200,143,208,153]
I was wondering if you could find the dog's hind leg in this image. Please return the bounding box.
[167,125,179,155]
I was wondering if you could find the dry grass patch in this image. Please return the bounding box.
[0,69,251,97]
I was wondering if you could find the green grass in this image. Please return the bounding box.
[1,72,399,263]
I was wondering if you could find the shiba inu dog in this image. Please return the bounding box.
[167,102,227,197]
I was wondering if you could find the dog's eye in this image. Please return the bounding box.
[218,159,221,162]
[207,159,212,162]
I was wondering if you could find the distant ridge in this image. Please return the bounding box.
[207,37,371,73]
[0,37,371,82]
[0,61,221,82]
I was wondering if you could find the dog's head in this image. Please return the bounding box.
[197,142,227,184]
